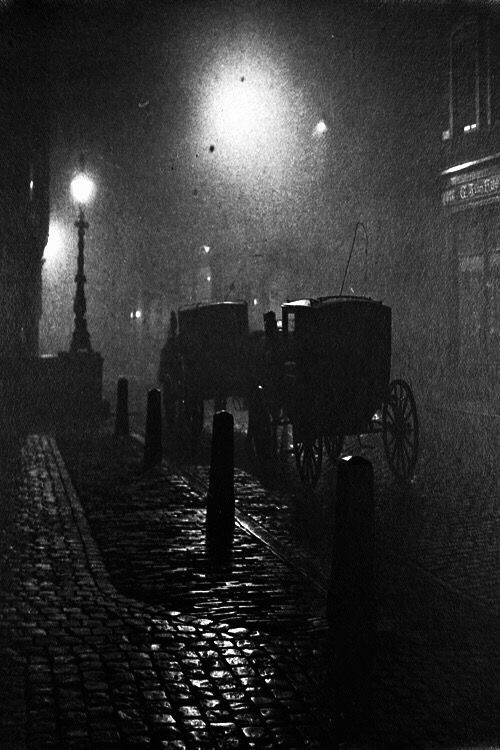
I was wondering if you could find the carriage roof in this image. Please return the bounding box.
[179,300,248,314]
[281,295,386,311]
[177,300,249,337]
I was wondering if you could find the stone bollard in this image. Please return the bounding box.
[206,411,235,541]
[114,377,129,437]
[144,388,163,469]
[327,455,375,727]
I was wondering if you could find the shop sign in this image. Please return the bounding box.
[442,168,500,209]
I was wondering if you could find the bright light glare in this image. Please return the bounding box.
[218,82,263,138]
[313,120,328,136]
[71,174,94,204]
[210,68,284,150]
[44,223,64,262]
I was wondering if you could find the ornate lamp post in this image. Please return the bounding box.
[70,154,94,353]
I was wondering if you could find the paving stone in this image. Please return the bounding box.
[0,429,498,749]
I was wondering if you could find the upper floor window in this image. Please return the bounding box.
[449,21,479,137]
[488,19,500,126]
[446,15,500,140]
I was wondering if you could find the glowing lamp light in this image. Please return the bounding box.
[71,173,94,204]
[313,119,328,137]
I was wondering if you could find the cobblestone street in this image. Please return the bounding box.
[0,421,498,748]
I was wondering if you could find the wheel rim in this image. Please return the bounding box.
[324,434,344,461]
[383,379,419,482]
[293,431,323,489]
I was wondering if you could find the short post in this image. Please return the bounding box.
[206,411,235,541]
[114,377,129,437]
[144,388,163,469]
[327,456,375,727]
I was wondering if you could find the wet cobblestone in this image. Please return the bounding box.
[0,429,498,748]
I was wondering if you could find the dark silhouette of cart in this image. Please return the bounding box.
[247,295,419,489]
[158,301,251,446]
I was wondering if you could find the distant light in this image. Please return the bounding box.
[253,298,258,306]
[135,310,142,319]
[130,312,134,319]
[71,174,94,204]
[463,123,477,133]
[313,120,328,136]
[29,179,34,191]
[202,245,210,253]
[206,275,211,282]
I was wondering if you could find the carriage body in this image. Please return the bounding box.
[280,296,391,439]
[159,301,252,442]
[176,301,250,401]
[248,295,418,487]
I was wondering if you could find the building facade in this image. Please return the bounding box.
[0,3,50,359]
[440,11,500,410]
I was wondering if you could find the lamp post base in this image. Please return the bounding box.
[70,325,92,354]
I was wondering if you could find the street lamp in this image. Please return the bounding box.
[69,154,94,353]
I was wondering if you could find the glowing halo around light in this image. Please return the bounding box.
[208,64,286,152]
[44,222,64,262]
[70,174,94,204]
[217,80,265,138]
[313,119,328,136]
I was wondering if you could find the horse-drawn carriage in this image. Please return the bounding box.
[247,295,419,488]
[158,301,251,445]
[158,296,419,488]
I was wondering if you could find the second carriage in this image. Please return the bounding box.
[158,301,252,446]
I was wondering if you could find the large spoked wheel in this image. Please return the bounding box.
[293,427,323,489]
[382,379,419,483]
[248,390,276,463]
[324,434,344,462]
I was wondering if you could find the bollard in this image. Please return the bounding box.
[206,411,235,540]
[114,377,129,437]
[144,388,163,469]
[327,455,375,727]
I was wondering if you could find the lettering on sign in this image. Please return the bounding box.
[442,170,500,209]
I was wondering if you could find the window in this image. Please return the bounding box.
[488,19,500,125]
[450,21,479,136]
[455,208,500,392]
[447,15,500,138]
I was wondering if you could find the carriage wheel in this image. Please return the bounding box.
[248,393,276,463]
[382,379,419,483]
[324,434,344,462]
[293,430,323,489]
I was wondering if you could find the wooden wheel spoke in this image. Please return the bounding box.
[383,379,419,483]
